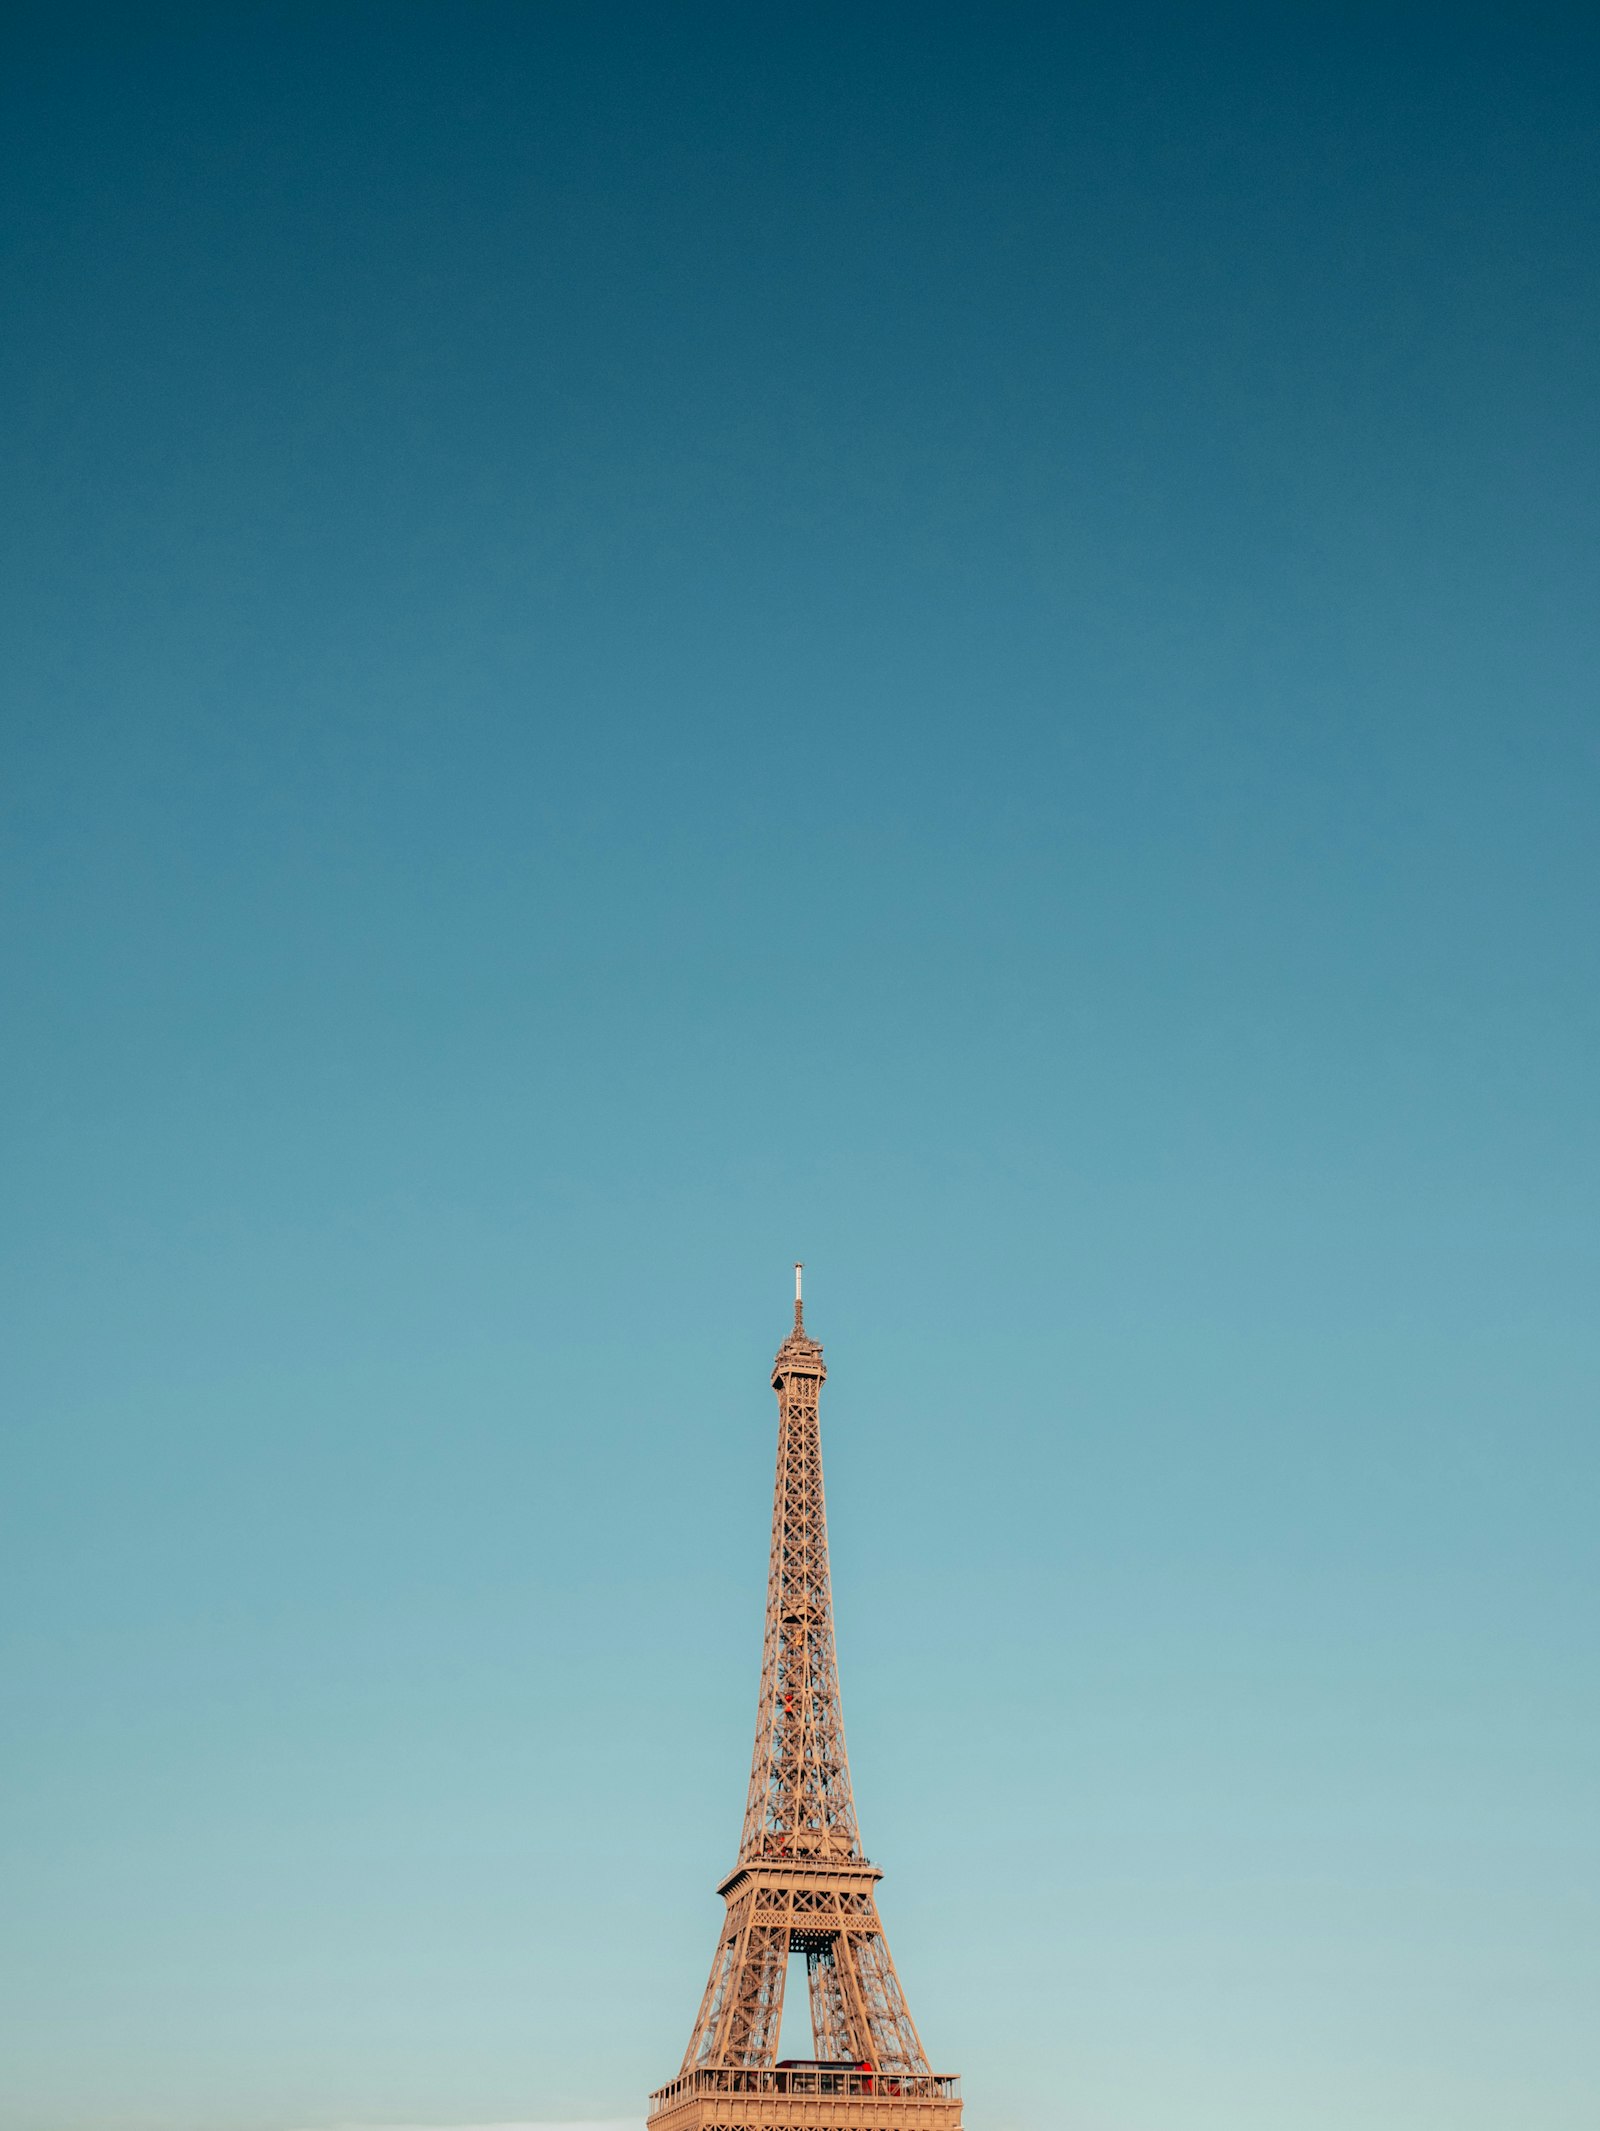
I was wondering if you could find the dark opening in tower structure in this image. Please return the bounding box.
[648,1272,961,2131]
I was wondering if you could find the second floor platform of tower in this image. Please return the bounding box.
[649,2065,960,2109]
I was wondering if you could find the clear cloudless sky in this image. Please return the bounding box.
[2,7,1597,2131]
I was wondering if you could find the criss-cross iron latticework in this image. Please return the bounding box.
[647,1272,961,2131]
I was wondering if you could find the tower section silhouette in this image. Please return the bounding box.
[648,1271,961,2131]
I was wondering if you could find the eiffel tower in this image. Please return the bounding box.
[648,1271,961,2131]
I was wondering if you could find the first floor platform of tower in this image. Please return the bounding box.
[648,2065,961,2131]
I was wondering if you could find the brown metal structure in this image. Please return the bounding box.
[648,1271,961,2131]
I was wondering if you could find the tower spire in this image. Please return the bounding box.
[651,1277,959,2131]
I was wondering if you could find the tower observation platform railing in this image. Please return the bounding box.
[650,2069,960,2108]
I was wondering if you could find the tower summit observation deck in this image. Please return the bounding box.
[647,1270,962,2131]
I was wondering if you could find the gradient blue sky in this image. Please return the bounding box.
[2,7,1597,2130]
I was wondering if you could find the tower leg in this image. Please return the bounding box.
[722,1921,789,2065]
[830,1924,929,2075]
[806,1943,855,2060]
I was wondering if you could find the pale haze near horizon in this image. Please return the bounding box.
[284,2121,642,2131]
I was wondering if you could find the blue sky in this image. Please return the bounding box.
[2,7,1597,2130]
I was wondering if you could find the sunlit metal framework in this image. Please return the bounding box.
[648,1274,961,2131]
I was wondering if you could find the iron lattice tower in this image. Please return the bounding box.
[647,1271,961,2131]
